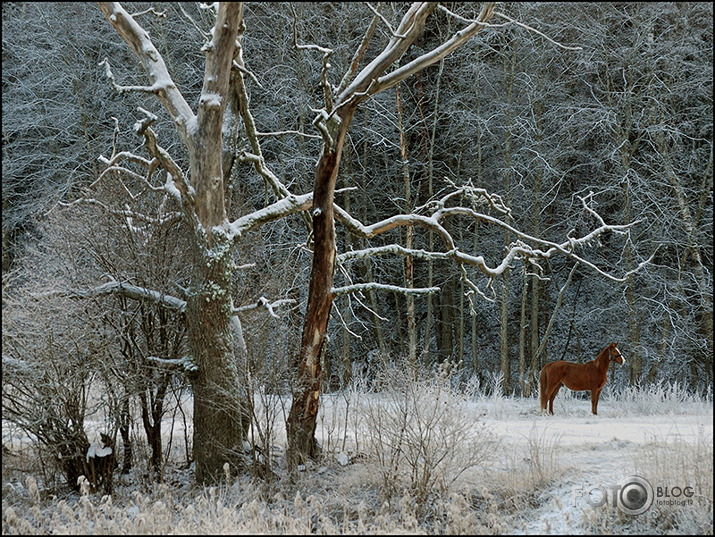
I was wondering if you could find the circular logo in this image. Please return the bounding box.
[617,475,653,515]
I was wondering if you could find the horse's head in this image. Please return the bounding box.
[609,342,625,365]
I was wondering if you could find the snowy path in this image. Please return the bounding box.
[478,409,711,534]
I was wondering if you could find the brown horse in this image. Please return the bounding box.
[539,342,625,415]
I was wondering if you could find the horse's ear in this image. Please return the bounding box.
[614,341,619,347]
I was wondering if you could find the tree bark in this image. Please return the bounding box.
[287,112,355,467]
[396,84,417,369]
[499,266,512,392]
[518,267,529,395]
[98,2,246,483]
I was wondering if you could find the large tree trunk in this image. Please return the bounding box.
[187,241,247,483]
[97,0,245,485]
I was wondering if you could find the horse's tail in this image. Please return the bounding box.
[539,365,548,411]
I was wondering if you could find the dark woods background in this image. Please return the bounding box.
[3,1,712,403]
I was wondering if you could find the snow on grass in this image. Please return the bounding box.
[2,377,712,534]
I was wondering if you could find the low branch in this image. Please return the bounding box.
[338,244,453,263]
[53,280,187,311]
[331,282,440,298]
[145,355,197,372]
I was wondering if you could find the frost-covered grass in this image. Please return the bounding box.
[580,425,713,535]
[2,373,712,535]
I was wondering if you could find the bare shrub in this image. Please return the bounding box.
[360,360,493,515]
[2,286,109,492]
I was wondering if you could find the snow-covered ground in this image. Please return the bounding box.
[313,384,713,534]
[3,380,711,534]
[484,411,709,534]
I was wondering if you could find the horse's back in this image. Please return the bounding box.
[542,360,594,391]
[541,360,571,375]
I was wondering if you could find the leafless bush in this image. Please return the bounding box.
[361,360,493,515]
[2,279,112,492]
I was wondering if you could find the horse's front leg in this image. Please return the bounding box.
[591,387,602,415]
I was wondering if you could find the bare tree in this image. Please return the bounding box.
[283,1,657,465]
[80,2,651,479]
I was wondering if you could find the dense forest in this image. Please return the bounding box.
[2,1,712,494]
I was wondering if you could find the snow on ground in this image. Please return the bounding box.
[5,380,709,534]
[313,386,712,534]
[462,395,711,534]
[489,411,708,534]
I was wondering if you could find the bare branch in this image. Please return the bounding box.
[99,58,167,95]
[371,2,496,95]
[130,7,166,19]
[97,2,196,143]
[333,186,649,283]
[145,355,197,372]
[290,4,334,112]
[336,3,381,95]
[226,192,313,239]
[35,280,187,312]
[336,2,440,105]
[255,130,321,139]
[232,296,296,318]
[331,282,440,298]
[58,197,181,227]
[493,10,583,51]
[338,244,452,263]
[364,2,408,39]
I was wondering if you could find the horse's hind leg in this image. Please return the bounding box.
[539,370,549,413]
[548,384,562,415]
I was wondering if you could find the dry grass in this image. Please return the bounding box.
[2,374,712,535]
[581,426,713,535]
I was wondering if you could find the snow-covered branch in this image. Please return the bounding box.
[331,282,440,298]
[232,296,296,318]
[97,2,196,144]
[338,244,453,263]
[336,2,496,107]
[225,192,313,239]
[38,280,187,311]
[145,355,197,372]
[334,187,650,284]
[335,3,380,95]
[137,122,195,208]
[230,22,301,203]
